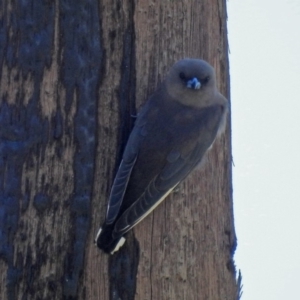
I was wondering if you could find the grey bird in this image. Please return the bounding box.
[95,58,228,254]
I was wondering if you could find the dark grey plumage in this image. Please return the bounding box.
[95,59,227,254]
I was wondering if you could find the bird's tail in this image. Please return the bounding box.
[95,223,126,254]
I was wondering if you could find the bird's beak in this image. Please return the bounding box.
[187,77,201,90]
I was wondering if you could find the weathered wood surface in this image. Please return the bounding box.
[0,0,237,299]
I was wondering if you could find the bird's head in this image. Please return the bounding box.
[165,59,218,108]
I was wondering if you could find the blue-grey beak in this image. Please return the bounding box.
[186,77,201,89]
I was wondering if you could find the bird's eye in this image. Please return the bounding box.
[179,72,186,80]
[202,76,210,84]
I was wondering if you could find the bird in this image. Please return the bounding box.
[95,58,228,254]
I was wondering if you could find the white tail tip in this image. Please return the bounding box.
[95,227,102,243]
[110,237,126,254]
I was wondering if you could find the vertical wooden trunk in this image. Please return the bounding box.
[0,0,237,299]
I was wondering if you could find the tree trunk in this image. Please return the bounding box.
[0,0,237,299]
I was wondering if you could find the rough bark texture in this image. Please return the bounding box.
[0,0,237,299]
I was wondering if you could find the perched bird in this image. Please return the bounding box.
[95,58,228,254]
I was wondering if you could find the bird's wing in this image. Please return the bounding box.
[112,105,224,238]
[105,102,153,224]
[105,157,137,224]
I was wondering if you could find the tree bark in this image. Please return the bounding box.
[0,0,237,299]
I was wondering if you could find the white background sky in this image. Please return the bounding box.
[228,0,300,299]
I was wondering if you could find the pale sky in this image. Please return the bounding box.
[228,0,300,299]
